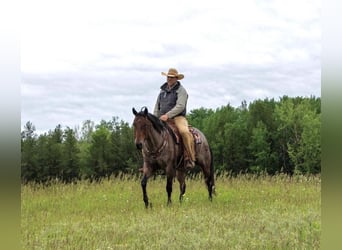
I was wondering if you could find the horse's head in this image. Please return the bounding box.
[132,107,149,150]
[132,107,165,150]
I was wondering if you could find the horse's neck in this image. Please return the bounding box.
[145,128,164,149]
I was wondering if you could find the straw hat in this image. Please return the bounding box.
[161,68,184,80]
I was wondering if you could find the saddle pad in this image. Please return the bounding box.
[189,127,202,144]
[166,120,202,144]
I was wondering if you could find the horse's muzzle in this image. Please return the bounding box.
[136,143,143,150]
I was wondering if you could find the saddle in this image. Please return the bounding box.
[166,120,202,145]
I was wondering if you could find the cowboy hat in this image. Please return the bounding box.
[161,68,184,80]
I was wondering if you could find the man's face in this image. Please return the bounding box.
[167,76,178,87]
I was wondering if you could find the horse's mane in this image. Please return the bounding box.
[147,113,166,133]
[136,110,166,134]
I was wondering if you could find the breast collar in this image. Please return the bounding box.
[144,130,168,158]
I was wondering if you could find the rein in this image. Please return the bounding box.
[144,126,184,169]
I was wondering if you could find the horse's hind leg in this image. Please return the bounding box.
[176,170,186,202]
[166,176,173,205]
[200,163,215,201]
[206,176,214,201]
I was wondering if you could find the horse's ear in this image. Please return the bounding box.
[144,107,148,116]
[132,107,138,116]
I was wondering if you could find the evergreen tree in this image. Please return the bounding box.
[61,127,80,182]
[20,96,321,182]
[21,121,37,182]
[35,133,50,182]
[223,108,249,173]
[80,120,95,143]
[46,125,63,179]
[89,125,112,179]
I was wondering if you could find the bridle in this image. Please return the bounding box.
[144,129,168,158]
[136,116,168,158]
[134,113,184,169]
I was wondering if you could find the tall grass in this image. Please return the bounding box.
[21,174,320,249]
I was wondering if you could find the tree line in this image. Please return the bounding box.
[21,96,320,183]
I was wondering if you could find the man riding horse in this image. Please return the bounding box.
[153,68,196,169]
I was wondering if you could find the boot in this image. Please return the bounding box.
[183,147,195,169]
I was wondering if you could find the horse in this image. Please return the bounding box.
[132,107,215,208]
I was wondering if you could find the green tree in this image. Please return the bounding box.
[21,121,38,182]
[61,127,80,181]
[203,105,235,172]
[247,99,279,173]
[35,133,50,182]
[89,125,113,179]
[222,108,249,173]
[275,97,321,174]
[247,98,277,133]
[21,96,321,181]
[299,112,320,173]
[111,120,140,173]
[77,140,92,179]
[80,120,95,143]
[45,125,63,179]
[187,107,214,130]
[247,121,276,174]
[286,100,321,174]
[202,104,249,174]
[77,120,95,178]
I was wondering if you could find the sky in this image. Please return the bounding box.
[21,0,321,134]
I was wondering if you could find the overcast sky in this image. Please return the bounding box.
[21,0,321,134]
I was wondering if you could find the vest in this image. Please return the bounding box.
[158,82,186,116]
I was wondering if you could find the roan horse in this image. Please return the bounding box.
[132,107,215,208]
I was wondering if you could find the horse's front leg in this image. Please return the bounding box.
[176,170,186,202]
[166,165,175,206]
[141,163,152,209]
[166,176,173,205]
[141,175,149,208]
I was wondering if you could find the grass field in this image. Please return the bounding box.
[21,174,321,249]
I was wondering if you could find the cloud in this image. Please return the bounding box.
[21,0,321,133]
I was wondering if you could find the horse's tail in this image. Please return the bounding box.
[209,146,216,196]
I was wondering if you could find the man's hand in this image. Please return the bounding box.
[160,114,169,121]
